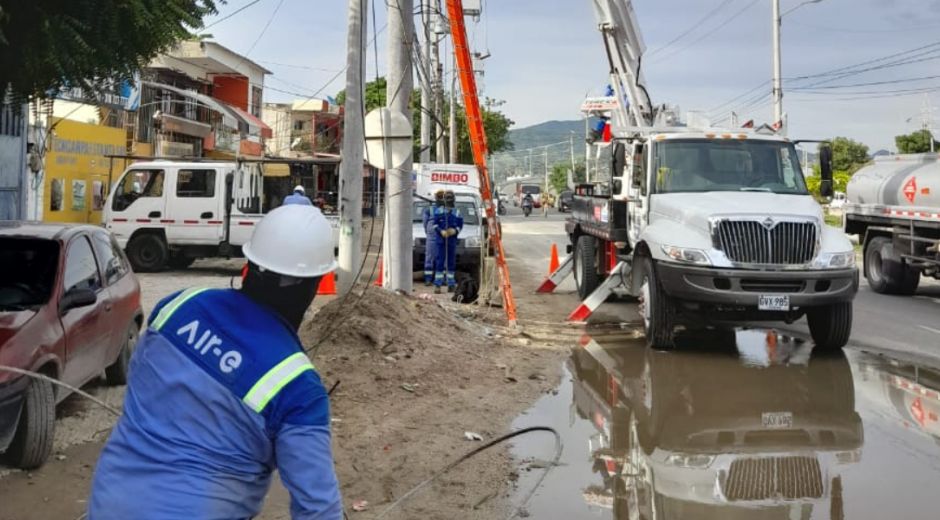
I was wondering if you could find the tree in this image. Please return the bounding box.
[338,78,515,163]
[806,170,851,198]
[549,162,585,193]
[895,129,938,154]
[0,0,219,99]
[823,137,870,174]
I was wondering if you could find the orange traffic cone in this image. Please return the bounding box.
[548,243,560,274]
[317,271,337,295]
[374,256,384,287]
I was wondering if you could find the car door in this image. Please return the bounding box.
[106,168,167,245]
[91,230,139,366]
[164,167,225,245]
[59,234,113,388]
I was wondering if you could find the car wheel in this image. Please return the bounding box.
[106,322,139,386]
[865,236,919,295]
[574,235,600,300]
[637,256,675,350]
[4,377,55,469]
[807,302,853,351]
[127,234,168,272]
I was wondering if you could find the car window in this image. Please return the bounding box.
[0,238,59,309]
[64,236,102,294]
[91,231,128,285]
[176,169,216,198]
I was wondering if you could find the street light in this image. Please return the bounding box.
[772,0,826,133]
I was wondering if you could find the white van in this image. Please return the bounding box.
[104,160,339,271]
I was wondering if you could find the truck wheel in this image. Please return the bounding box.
[807,302,853,351]
[127,234,168,272]
[574,235,600,299]
[865,237,919,295]
[637,256,675,349]
[106,322,139,386]
[4,378,55,469]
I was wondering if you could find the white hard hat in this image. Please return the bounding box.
[293,185,305,194]
[242,205,337,278]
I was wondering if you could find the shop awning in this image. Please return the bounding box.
[225,103,273,139]
[264,163,291,177]
[142,81,238,129]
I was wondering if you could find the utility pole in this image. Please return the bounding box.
[771,0,783,129]
[384,0,414,292]
[431,3,446,162]
[449,50,458,163]
[527,149,532,178]
[419,0,431,164]
[569,133,576,174]
[337,0,368,295]
[584,117,591,183]
[544,148,549,193]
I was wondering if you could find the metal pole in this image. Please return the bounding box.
[337,0,368,294]
[544,149,549,193]
[584,117,591,183]
[569,133,576,175]
[384,0,414,292]
[772,0,783,129]
[419,0,431,164]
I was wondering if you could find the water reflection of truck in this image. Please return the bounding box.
[568,331,863,519]
[854,351,940,443]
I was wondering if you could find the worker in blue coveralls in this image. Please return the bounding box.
[283,184,313,206]
[432,190,464,293]
[422,190,446,286]
[88,204,342,520]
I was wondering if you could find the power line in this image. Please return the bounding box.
[646,0,737,57]
[650,0,761,64]
[203,0,265,30]
[792,73,940,92]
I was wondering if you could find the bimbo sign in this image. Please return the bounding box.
[430,170,471,184]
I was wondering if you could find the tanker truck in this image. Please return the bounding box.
[844,153,940,294]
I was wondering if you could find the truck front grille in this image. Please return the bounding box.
[713,219,817,265]
[723,456,823,501]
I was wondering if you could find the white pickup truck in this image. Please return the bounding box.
[103,160,339,271]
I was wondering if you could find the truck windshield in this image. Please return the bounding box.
[412,201,480,225]
[653,140,809,195]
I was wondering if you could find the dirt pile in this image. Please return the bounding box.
[295,288,565,519]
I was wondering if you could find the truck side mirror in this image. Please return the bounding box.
[819,145,834,198]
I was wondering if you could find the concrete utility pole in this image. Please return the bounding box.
[384,0,415,292]
[771,0,783,128]
[544,149,549,192]
[584,117,591,183]
[449,51,457,163]
[434,23,446,162]
[338,0,368,294]
[569,133,576,174]
[419,0,431,164]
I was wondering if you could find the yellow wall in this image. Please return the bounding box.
[44,118,126,223]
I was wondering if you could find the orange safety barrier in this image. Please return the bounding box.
[317,271,337,295]
[549,244,560,274]
[374,256,384,287]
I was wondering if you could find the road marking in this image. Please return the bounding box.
[919,325,940,335]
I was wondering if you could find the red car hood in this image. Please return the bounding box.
[0,310,38,348]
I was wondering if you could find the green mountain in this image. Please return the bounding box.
[508,119,593,150]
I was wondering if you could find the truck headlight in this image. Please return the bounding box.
[464,236,481,248]
[661,245,711,265]
[664,454,715,468]
[812,251,856,269]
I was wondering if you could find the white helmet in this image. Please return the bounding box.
[293,185,305,194]
[242,205,337,278]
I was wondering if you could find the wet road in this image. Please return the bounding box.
[511,330,940,519]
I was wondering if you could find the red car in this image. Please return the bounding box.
[0,223,143,469]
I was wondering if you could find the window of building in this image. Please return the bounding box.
[63,236,102,294]
[251,86,263,118]
[294,119,306,131]
[176,169,216,198]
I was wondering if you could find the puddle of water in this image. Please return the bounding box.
[512,328,940,519]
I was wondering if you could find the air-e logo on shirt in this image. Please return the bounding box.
[177,320,243,374]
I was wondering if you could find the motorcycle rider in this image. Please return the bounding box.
[522,192,534,216]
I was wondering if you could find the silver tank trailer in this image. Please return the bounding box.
[847,153,940,210]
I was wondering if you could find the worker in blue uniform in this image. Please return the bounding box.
[432,190,464,293]
[283,184,313,206]
[422,190,445,285]
[88,204,342,520]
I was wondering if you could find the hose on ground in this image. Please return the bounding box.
[374,426,563,519]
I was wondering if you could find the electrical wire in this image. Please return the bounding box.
[0,365,121,416]
[649,0,761,64]
[646,0,736,57]
[202,0,265,30]
[373,426,563,519]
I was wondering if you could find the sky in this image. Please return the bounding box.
[202,0,940,152]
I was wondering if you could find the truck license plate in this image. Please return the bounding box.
[762,412,793,429]
[758,294,789,311]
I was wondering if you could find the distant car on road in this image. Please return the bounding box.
[0,223,143,469]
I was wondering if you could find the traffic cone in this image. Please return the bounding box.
[317,271,337,295]
[548,243,560,274]
[374,256,384,287]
